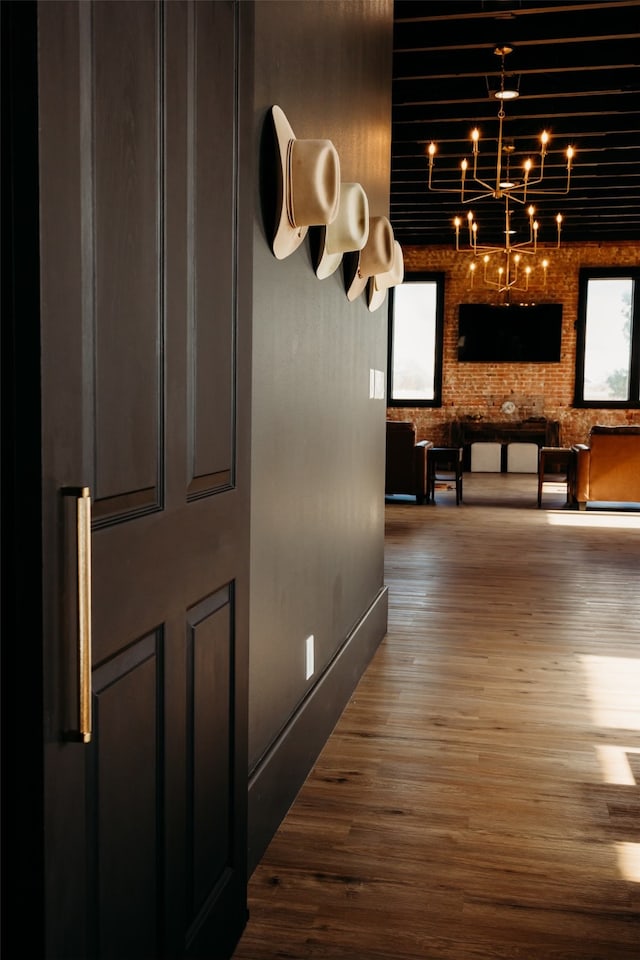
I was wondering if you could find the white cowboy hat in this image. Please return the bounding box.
[346,215,395,301]
[271,105,341,260]
[315,182,370,279]
[368,241,404,311]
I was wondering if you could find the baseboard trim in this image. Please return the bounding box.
[247,586,388,874]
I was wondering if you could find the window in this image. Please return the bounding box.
[575,267,640,408]
[387,272,444,407]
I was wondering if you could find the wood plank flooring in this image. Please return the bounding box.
[233,473,640,960]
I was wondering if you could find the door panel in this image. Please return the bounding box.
[91,636,161,959]
[36,2,251,957]
[188,588,233,919]
[189,2,236,491]
[91,0,161,516]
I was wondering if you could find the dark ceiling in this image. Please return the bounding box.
[390,0,640,249]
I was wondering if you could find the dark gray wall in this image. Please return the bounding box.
[248,0,394,869]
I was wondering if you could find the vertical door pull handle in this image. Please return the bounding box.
[76,487,92,743]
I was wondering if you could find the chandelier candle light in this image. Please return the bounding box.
[427,46,575,295]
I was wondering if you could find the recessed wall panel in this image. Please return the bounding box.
[186,586,234,921]
[90,1,162,519]
[91,631,162,959]
[187,0,236,496]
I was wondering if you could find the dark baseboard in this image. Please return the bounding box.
[247,586,389,875]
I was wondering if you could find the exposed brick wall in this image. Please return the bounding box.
[388,243,640,447]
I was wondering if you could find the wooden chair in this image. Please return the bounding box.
[427,447,464,505]
[537,447,576,508]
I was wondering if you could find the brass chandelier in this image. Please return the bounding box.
[426,46,575,295]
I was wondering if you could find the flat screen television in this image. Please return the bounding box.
[458,303,563,362]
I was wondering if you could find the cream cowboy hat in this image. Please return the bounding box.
[271,105,341,260]
[368,241,404,311]
[346,216,395,302]
[315,182,370,279]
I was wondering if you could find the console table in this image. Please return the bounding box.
[450,419,560,471]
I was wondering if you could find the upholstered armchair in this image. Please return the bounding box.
[385,420,432,504]
[574,425,640,509]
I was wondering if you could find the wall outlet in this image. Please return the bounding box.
[305,635,315,680]
[370,368,385,399]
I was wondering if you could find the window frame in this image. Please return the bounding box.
[574,266,640,409]
[387,271,445,408]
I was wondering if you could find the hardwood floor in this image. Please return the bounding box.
[233,474,640,960]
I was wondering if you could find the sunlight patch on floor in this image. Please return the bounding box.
[545,511,640,529]
[580,655,640,730]
[595,745,640,786]
[615,842,640,882]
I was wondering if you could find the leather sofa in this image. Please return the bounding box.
[573,425,640,509]
[385,420,432,503]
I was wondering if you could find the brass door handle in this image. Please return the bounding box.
[76,487,92,742]
[77,487,91,743]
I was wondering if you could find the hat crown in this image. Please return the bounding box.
[374,241,404,292]
[288,139,340,228]
[360,216,394,277]
[325,182,369,255]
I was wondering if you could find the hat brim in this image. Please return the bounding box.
[368,280,388,312]
[346,270,369,302]
[315,226,343,279]
[271,105,309,260]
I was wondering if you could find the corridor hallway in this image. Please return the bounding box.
[234,473,640,959]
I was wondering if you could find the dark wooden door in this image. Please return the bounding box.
[34,2,252,956]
